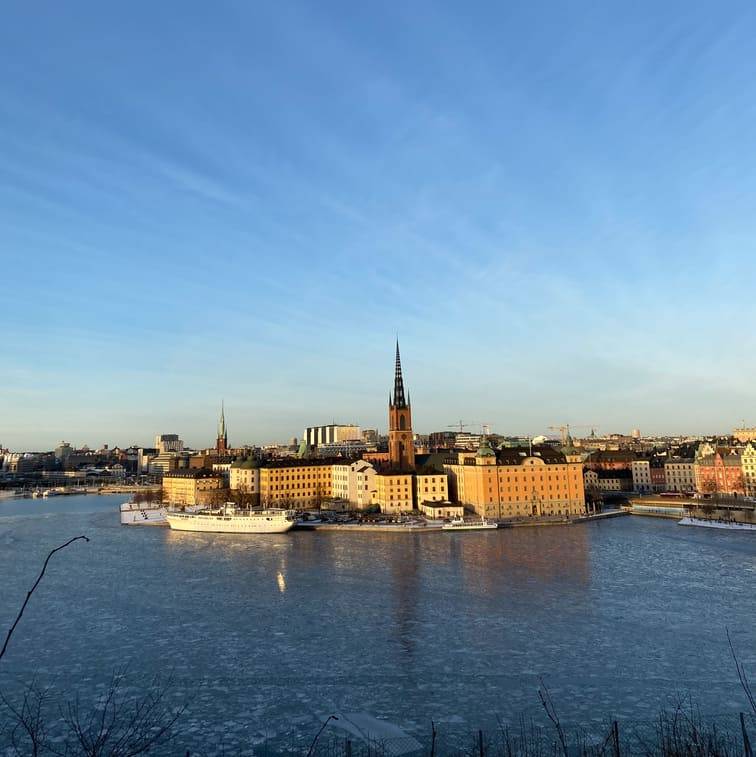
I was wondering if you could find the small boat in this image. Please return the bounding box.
[166,504,296,534]
[120,501,168,526]
[678,516,756,532]
[442,517,498,531]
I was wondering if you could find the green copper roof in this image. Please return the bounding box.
[231,456,259,469]
[476,441,496,457]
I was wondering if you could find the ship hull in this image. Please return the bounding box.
[442,524,499,531]
[442,518,498,531]
[166,510,295,534]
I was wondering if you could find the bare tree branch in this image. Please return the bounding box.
[58,669,186,756]
[537,676,568,757]
[0,677,53,756]
[727,626,756,715]
[0,535,89,663]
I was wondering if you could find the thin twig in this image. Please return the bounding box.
[537,676,568,757]
[727,626,756,715]
[0,535,89,663]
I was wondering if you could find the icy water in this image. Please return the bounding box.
[0,494,754,753]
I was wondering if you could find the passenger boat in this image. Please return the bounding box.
[120,501,168,526]
[442,517,498,531]
[678,516,756,532]
[166,504,296,534]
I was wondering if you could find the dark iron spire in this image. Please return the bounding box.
[218,401,227,444]
[392,340,407,408]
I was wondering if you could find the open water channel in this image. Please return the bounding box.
[0,494,753,753]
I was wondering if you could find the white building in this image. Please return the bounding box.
[148,451,178,475]
[212,462,232,484]
[664,458,696,493]
[419,501,464,519]
[137,448,158,473]
[331,460,376,510]
[631,460,652,493]
[455,432,482,450]
[1,452,22,472]
[304,424,361,448]
[154,434,184,454]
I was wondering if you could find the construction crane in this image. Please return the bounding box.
[448,420,472,433]
[547,424,597,446]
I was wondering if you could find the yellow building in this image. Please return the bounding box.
[415,472,448,504]
[742,442,756,497]
[375,472,414,514]
[162,470,224,506]
[229,457,261,503]
[258,459,334,508]
[444,443,585,519]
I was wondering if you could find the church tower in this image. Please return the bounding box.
[216,401,228,453]
[388,341,415,470]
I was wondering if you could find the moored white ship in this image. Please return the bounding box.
[442,517,498,531]
[120,501,168,526]
[166,504,296,534]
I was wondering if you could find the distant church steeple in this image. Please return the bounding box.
[388,341,415,470]
[392,341,407,408]
[216,401,228,452]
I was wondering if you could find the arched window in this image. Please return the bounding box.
[400,415,406,430]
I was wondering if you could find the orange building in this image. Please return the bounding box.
[444,442,585,519]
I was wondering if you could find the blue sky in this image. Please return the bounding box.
[2,0,756,450]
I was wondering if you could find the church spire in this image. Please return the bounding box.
[216,401,228,451]
[393,340,407,408]
[387,339,414,470]
[218,401,226,438]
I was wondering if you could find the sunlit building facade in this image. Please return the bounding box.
[258,459,334,508]
[162,469,224,506]
[444,443,585,519]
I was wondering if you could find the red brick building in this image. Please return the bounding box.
[694,444,744,495]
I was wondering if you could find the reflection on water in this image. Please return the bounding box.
[0,495,754,753]
[392,537,420,659]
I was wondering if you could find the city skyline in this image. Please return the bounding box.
[2,341,752,452]
[2,1,756,448]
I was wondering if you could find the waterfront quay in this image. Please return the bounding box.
[305,512,628,533]
[627,494,756,524]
